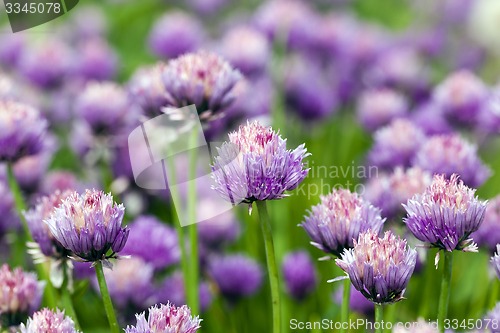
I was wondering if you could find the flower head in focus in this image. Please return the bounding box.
[19,308,81,333]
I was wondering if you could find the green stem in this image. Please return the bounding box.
[340,279,350,333]
[375,304,384,333]
[6,162,58,309]
[488,278,500,310]
[256,201,281,333]
[437,251,453,333]
[59,263,80,329]
[186,127,199,314]
[95,261,120,333]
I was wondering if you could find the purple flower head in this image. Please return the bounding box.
[410,102,453,136]
[300,189,385,257]
[356,88,408,132]
[0,179,18,236]
[363,167,432,219]
[18,39,73,90]
[125,302,201,333]
[211,121,309,206]
[224,78,272,123]
[148,11,204,59]
[284,56,338,121]
[0,33,25,67]
[44,189,129,263]
[128,63,170,118]
[74,81,136,136]
[220,26,270,77]
[121,215,180,270]
[93,257,154,308]
[0,264,44,326]
[74,38,118,81]
[24,190,74,259]
[162,50,242,121]
[335,230,417,304]
[0,101,47,162]
[68,5,107,40]
[412,134,491,188]
[333,286,374,315]
[282,251,317,300]
[197,200,240,249]
[403,174,487,252]
[472,195,500,253]
[478,85,500,134]
[19,308,81,333]
[156,272,213,313]
[433,70,488,126]
[368,119,426,169]
[491,245,500,280]
[208,254,263,302]
[40,171,79,196]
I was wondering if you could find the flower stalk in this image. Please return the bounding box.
[437,251,453,333]
[95,261,120,333]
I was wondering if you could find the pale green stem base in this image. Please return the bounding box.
[437,251,453,333]
[375,304,384,333]
[59,262,80,329]
[95,261,120,333]
[256,201,281,333]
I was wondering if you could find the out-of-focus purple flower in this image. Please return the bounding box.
[197,199,240,249]
[368,119,426,169]
[128,63,169,118]
[0,32,25,67]
[0,101,47,162]
[363,167,432,220]
[472,196,500,253]
[93,257,154,308]
[0,72,17,101]
[301,189,385,257]
[333,284,374,315]
[40,171,79,196]
[491,245,500,280]
[433,70,488,126]
[356,88,408,132]
[162,50,242,121]
[484,303,500,333]
[335,230,417,304]
[74,38,118,81]
[0,180,18,236]
[412,134,491,188]
[148,11,204,59]
[282,251,316,300]
[24,190,74,259]
[208,254,263,301]
[220,26,270,77]
[0,264,44,326]
[74,81,137,135]
[121,215,180,270]
[67,5,108,40]
[156,272,213,312]
[187,0,228,15]
[211,121,309,206]
[224,78,272,124]
[17,39,73,89]
[478,85,500,134]
[45,189,129,264]
[19,308,81,333]
[410,102,453,135]
[404,174,487,253]
[284,56,338,121]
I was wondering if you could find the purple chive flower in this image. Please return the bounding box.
[162,50,242,121]
[220,26,270,77]
[74,38,119,81]
[128,63,170,117]
[0,101,47,162]
[121,215,180,270]
[363,167,432,219]
[211,121,309,207]
[472,195,500,253]
[478,85,500,134]
[44,189,129,264]
[368,119,426,169]
[410,102,453,136]
[433,70,488,126]
[40,171,79,196]
[125,302,201,333]
[412,134,491,188]
[0,264,44,326]
[282,251,317,300]
[491,245,500,280]
[74,81,137,135]
[224,78,272,123]
[18,39,73,90]
[403,174,487,253]
[24,190,74,259]
[19,308,81,333]
[356,88,408,132]
[208,254,263,301]
[197,200,240,249]
[148,11,204,59]
[300,189,385,257]
[156,272,213,312]
[93,257,154,308]
[335,230,417,304]
[0,33,25,67]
